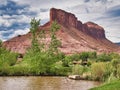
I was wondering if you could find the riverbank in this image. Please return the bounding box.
[90,80,120,90]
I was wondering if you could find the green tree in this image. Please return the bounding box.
[22,20,63,75]
[0,40,4,54]
[38,30,46,51]
[0,39,2,47]
[49,21,61,55]
[30,18,40,53]
[80,52,89,61]
[30,18,40,38]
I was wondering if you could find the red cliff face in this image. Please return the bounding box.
[50,8,105,39]
[3,8,120,54]
[50,8,82,29]
[84,22,105,39]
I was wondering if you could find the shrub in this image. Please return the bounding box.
[117,64,120,78]
[111,59,120,77]
[62,59,70,67]
[91,62,113,81]
[72,65,84,75]
[88,52,97,59]
[80,52,89,61]
[87,60,92,66]
[70,54,80,61]
[103,62,114,81]
[97,53,112,62]
[62,56,72,67]
[0,48,18,67]
[109,53,120,59]
[50,61,71,75]
[0,64,10,76]
[111,59,120,67]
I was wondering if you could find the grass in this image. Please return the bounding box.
[90,80,120,90]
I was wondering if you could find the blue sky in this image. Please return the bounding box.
[0,0,120,42]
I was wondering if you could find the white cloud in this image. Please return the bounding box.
[0,30,13,41]
[0,16,12,27]
[0,14,31,28]
[13,28,30,36]
[12,0,83,8]
[13,15,31,23]
[1,28,30,41]
[0,0,7,5]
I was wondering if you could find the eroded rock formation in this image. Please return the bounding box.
[50,8,105,39]
[3,8,120,54]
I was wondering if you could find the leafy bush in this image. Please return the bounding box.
[117,64,120,78]
[62,56,72,67]
[72,65,84,75]
[111,59,120,77]
[111,59,120,67]
[87,60,92,66]
[80,52,89,61]
[0,48,18,66]
[91,62,113,81]
[70,54,80,61]
[109,53,120,59]
[97,53,112,62]
[0,64,10,76]
[88,52,97,59]
[50,61,71,76]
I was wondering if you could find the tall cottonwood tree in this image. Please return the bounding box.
[49,21,61,55]
[30,18,40,53]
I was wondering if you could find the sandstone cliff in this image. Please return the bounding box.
[3,8,120,54]
[50,8,105,39]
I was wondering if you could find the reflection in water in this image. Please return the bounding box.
[0,76,101,90]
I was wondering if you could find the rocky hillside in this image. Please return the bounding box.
[3,8,120,54]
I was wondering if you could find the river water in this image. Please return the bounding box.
[0,76,101,90]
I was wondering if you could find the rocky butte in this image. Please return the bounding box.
[50,8,105,39]
[3,8,120,54]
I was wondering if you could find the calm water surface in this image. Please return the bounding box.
[0,76,101,90]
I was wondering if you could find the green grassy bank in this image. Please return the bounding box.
[90,80,120,90]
